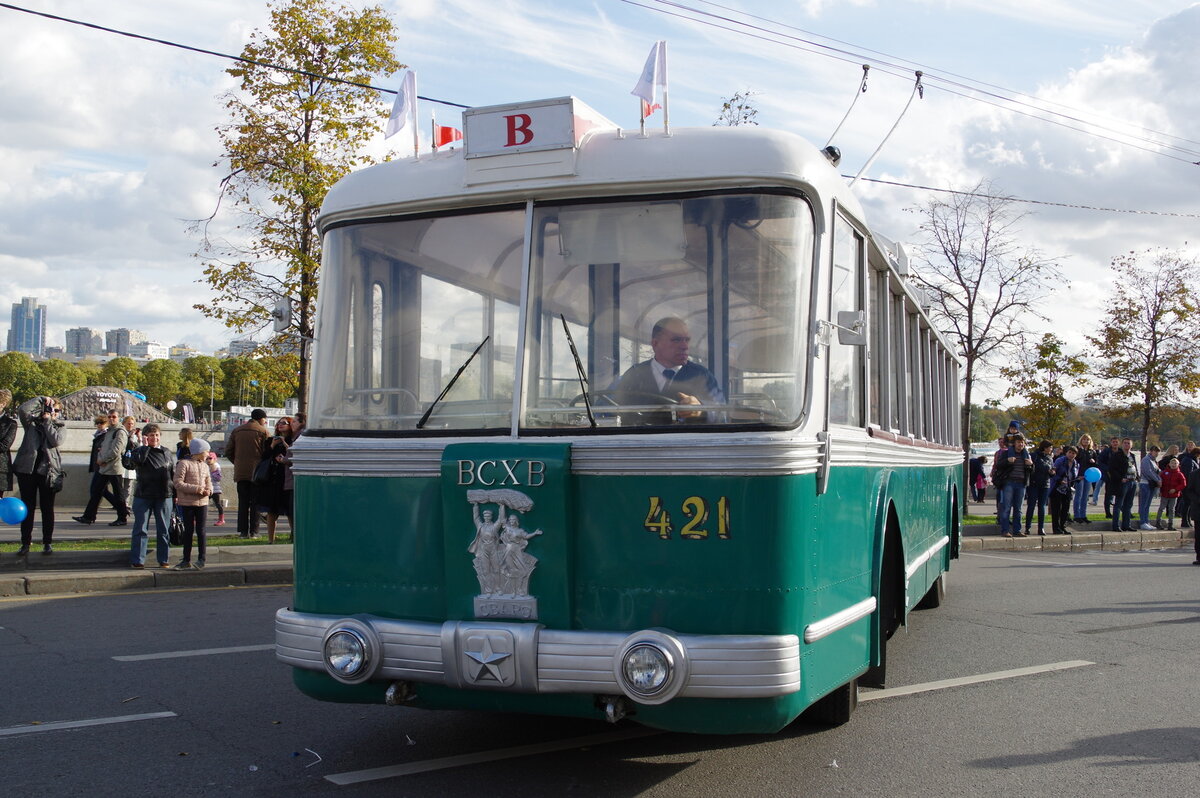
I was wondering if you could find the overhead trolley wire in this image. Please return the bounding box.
[0,1,469,108]
[851,176,1200,218]
[680,0,1200,156]
[0,2,1194,218]
[625,0,1200,165]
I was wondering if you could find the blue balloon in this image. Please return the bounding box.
[0,497,28,525]
[1084,467,1102,483]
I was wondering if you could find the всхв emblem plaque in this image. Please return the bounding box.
[466,488,544,620]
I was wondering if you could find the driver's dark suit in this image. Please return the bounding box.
[610,360,724,424]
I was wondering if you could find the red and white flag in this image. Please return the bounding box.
[630,40,667,119]
[433,124,462,148]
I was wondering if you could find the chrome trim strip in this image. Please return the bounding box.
[289,432,959,478]
[803,597,878,644]
[905,536,950,580]
[276,609,800,700]
[289,435,824,477]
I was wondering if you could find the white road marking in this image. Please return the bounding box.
[0,711,176,737]
[325,728,663,785]
[964,552,1089,566]
[323,659,1096,784]
[859,660,1095,703]
[113,644,274,661]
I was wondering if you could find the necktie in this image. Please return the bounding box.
[663,369,676,381]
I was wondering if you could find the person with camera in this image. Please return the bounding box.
[127,423,176,569]
[0,389,16,499]
[12,395,66,555]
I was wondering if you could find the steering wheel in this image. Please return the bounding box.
[568,390,679,407]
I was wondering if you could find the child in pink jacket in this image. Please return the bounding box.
[172,438,213,568]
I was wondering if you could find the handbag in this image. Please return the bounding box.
[169,511,184,546]
[252,457,274,486]
[50,470,65,493]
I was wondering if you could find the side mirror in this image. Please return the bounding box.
[271,297,292,333]
[836,310,866,346]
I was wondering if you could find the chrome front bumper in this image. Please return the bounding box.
[276,608,801,704]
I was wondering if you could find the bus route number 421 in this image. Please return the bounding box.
[644,496,731,540]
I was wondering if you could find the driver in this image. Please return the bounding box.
[611,317,724,421]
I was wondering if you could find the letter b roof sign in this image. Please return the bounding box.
[463,96,614,159]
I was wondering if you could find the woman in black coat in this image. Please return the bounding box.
[257,417,296,543]
[0,389,16,497]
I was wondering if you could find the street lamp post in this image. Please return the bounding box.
[208,367,215,425]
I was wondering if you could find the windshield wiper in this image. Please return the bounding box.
[560,314,595,428]
[416,336,490,429]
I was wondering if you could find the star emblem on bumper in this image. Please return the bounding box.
[464,635,512,682]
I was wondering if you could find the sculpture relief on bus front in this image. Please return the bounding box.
[467,488,544,620]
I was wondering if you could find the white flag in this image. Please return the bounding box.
[630,41,667,114]
[385,70,416,139]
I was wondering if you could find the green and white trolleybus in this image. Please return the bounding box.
[275,97,964,734]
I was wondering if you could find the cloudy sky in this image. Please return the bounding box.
[1,0,1197,398]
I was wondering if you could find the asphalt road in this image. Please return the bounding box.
[1,546,1197,797]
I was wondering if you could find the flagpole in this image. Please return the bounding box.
[411,72,420,160]
[662,41,672,135]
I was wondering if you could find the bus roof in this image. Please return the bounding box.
[319,97,864,230]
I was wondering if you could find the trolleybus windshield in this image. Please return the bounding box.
[310,191,814,434]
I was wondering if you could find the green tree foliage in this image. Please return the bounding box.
[221,356,265,407]
[76,357,103,386]
[38,359,85,398]
[195,0,402,414]
[967,406,998,442]
[138,359,184,407]
[180,356,225,413]
[0,351,46,403]
[257,352,301,407]
[99,357,141,390]
[998,333,1088,443]
[714,89,760,126]
[1086,248,1200,453]
[908,180,1057,454]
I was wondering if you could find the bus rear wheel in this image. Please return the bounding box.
[915,574,945,609]
[804,678,858,726]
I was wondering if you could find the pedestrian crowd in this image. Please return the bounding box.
[0,396,303,567]
[973,421,1200,565]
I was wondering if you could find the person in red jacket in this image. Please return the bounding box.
[1157,457,1187,531]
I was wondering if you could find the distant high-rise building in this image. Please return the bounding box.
[105,328,147,357]
[65,326,103,357]
[169,344,201,362]
[228,337,261,357]
[127,341,170,360]
[7,297,46,356]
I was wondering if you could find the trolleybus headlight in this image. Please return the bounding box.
[321,621,379,683]
[622,644,672,695]
[325,630,367,676]
[613,630,688,704]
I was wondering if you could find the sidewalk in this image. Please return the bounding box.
[0,503,293,598]
[0,545,293,597]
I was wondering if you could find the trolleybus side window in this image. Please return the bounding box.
[828,214,864,427]
[868,263,888,428]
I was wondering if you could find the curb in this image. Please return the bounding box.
[959,528,1193,552]
[0,562,292,597]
